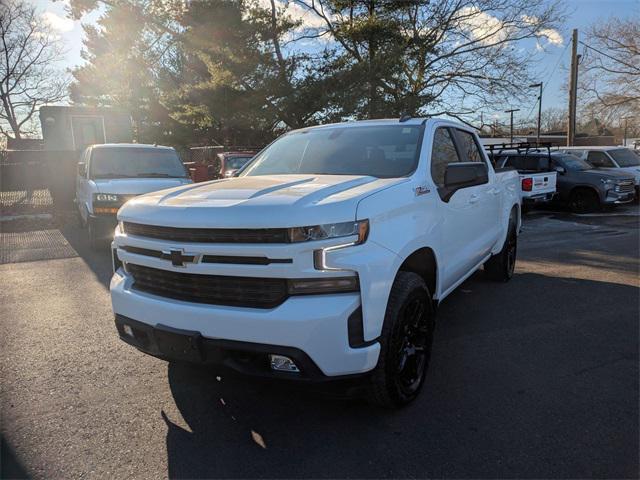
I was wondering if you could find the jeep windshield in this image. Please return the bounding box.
[90,148,188,179]
[608,148,640,167]
[241,125,424,178]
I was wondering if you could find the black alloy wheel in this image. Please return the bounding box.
[569,189,600,213]
[395,296,430,397]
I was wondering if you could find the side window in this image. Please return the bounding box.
[430,128,461,187]
[587,151,614,168]
[454,129,485,163]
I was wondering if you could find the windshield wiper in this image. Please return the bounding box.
[135,173,186,178]
[94,173,135,179]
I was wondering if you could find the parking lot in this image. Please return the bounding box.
[1,204,639,479]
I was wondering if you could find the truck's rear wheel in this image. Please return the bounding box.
[484,212,517,282]
[368,272,434,408]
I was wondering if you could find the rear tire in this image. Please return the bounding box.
[367,272,435,408]
[485,211,517,282]
[569,188,600,213]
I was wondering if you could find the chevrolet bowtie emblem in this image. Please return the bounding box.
[162,249,198,267]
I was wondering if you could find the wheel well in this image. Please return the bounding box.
[398,248,437,297]
[570,186,600,199]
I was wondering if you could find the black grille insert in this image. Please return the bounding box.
[123,222,290,243]
[127,264,289,308]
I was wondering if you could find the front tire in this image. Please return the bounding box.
[77,203,87,229]
[368,272,435,408]
[569,188,600,213]
[88,219,101,250]
[485,211,517,282]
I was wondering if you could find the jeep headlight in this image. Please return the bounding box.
[94,193,119,202]
[288,219,369,244]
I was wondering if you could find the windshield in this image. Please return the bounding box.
[226,156,254,170]
[242,125,424,178]
[90,148,187,179]
[608,148,640,167]
[557,154,592,171]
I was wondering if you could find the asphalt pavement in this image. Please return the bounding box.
[1,205,638,479]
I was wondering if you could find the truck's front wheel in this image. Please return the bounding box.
[368,272,434,408]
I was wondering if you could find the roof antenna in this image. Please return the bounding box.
[399,113,412,123]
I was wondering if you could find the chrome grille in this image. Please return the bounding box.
[614,181,635,193]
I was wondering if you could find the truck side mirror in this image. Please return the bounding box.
[440,163,488,201]
[77,162,87,176]
[555,166,566,174]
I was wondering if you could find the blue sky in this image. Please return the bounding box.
[31,0,639,126]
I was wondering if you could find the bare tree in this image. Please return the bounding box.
[0,0,68,140]
[293,0,565,122]
[580,17,639,122]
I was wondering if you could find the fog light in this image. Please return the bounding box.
[123,324,134,337]
[269,354,300,372]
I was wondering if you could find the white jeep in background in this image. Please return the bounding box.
[110,119,521,407]
[76,143,192,249]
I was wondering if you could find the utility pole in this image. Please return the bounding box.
[529,82,543,143]
[504,109,520,143]
[567,29,579,146]
[623,117,629,146]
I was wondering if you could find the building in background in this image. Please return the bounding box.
[39,106,133,151]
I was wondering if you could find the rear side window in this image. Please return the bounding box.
[504,155,548,171]
[454,129,484,163]
[430,128,460,186]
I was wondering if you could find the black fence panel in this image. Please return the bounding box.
[0,150,79,208]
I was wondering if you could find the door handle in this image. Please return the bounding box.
[468,194,479,204]
[488,188,500,195]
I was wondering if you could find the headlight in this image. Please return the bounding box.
[288,219,369,244]
[94,193,119,202]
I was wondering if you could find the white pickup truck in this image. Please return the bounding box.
[486,144,557,209]
[110,119,521,407]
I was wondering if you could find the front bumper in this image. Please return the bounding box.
[110,269,380,377]
[603,190,635,204]
[115,315,368,381]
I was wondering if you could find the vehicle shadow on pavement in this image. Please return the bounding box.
[161,271,639,479]
[58,222,114,288]
[1,436,30,480]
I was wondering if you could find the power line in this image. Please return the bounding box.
[578,40,640,72]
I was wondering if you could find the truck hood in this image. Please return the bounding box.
[94,178,192,196]
[592,166,640,184]
[118,174,407,228]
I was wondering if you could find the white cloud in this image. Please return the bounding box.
[457,7,511,45]
[42,11,75,33]
[253,0,329,31]
[538,27,563,46]
[458,8,562,49]
[522,14,563,47]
